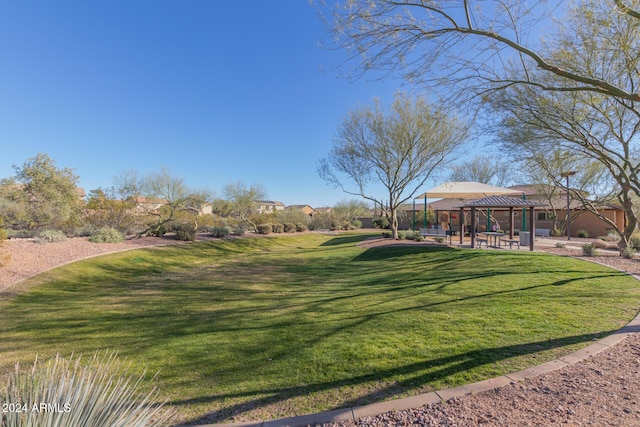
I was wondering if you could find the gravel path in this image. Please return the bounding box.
[2,236,640,426]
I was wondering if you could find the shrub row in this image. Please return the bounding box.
[256,223,308,235]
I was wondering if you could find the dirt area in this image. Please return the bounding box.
[2,234,640,426]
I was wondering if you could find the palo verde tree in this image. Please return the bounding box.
[223,182,266,232]
[318,94,467,239]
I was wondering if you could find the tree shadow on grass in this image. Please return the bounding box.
[173,330,614,425]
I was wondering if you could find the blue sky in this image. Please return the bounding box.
[0,1,449,207]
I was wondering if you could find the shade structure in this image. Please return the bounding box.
[415,182,519,200]
[460,196,547,251]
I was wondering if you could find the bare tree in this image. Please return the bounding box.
[318,94,467,239]
[325,0,640,103]
[447,155,514,187]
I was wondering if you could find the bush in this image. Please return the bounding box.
[36,229,67,244]
[211,226,231,239]
[0,217,6,241]
[555,242,566,248]
[434,236,445,243]
[0,353,173,427]
[283,223,297,233]
[89,227,125,243]
[381,231,392,238]
[232,226,246,236]
[577,229,589,238]
[6,229,34,239]
[257,224,272,235]
[582,243,598,257]
[415,235,425,242]
[622,246,636,259]
[372,216,390,229]
[295,223,308,232]
[397,231,407,240]
[630,234,640,251]
[272,223,285,233]
[174,223,196,241]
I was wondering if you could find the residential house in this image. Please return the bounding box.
[286,205,316,217]
[256,200,285,214]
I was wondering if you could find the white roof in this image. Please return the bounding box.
[415,182,520,199]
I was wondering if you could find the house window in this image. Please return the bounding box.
[537,212,549,221]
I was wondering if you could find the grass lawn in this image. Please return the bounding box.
[0,232,639,424]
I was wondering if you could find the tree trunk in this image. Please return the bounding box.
[390,208,399,239]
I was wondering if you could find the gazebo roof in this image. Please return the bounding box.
[415,182,519,199]
[459,195,546,208]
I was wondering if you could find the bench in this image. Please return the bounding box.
[419,227,447,237]
[476,237,488,248]
[502,238,520,249]
[535,228,550,238]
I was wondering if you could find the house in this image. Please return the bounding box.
[287,205,315,217]
[256,200,285,214]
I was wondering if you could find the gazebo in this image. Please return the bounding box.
[459,195,546,251]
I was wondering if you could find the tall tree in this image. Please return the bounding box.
[0,153,83,231]
[447,155,514,187]
[319,94,467,239]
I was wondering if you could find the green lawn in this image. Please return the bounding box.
[1,232,639,424]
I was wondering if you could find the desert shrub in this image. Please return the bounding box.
[74,226,96,237]
[257,224,272,235]
[295,223,307,232]
[89,227,125,243]
[622,246,636,259]
[232,226,246,236]
[415,235,425,242]
[555,242,566,248]
[350,219,362,230]
[1,352,173,427]
[381,231,392,238]
[582,243,598,257]
[272,223,285,233]
[5,229,34,239]
[434,236,445,243]
[372,216,390,229]
[577,229,589,238]
[630,234,640,251]
[210,226,230,238]
[283,223,297,233]
[174,223,196,241]
[397,231,407,240]
[551,227,564,237]
[36,229,67,244]
[0,217,6,241]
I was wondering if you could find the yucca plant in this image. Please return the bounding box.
[0,353,173,427]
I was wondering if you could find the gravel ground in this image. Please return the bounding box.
[2,235,640,426]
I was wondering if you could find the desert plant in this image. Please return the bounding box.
[582,243,598,257]
[210,226,231,239]
[0,352,173,427]
[577,229,589,238]
[89,227,125,243]
[257,224,272,235]
[555,242,566,249]
[283,223,297,233]
[372,216,390,229]
[381,231,392,238]
[630,234,640,251]
[232,226,246,236]
[272,223,285,234]
[0,217,6,241]
[622,246,636,260]
[173,223,196,241]
[397,231,407,240]
[35,229,67,244]
[295,223,307,232]
[415,235,425,242]
[434,236,445,243]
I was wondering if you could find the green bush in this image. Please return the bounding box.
[232,226,246,236]
[372,217,390,229]
[582,243,598,257]
[577,229,589,238]
[434,236,445,243]
[295,223,308,232]
[415,235,425,242]
[257,224,272,235]
[6,229,34,239]
[283,223,297,233]
[555,242,566,248]
[211,226,231,238]
[0,353,173,427]
[630,234,640,251]
[397,231,407,240]
[622,246,636,259]
[272,223,285,233]
[174,223,196,241]
[36,229,67,244]
[88,227,125,243]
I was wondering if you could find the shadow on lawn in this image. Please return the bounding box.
[173,330,614,426]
